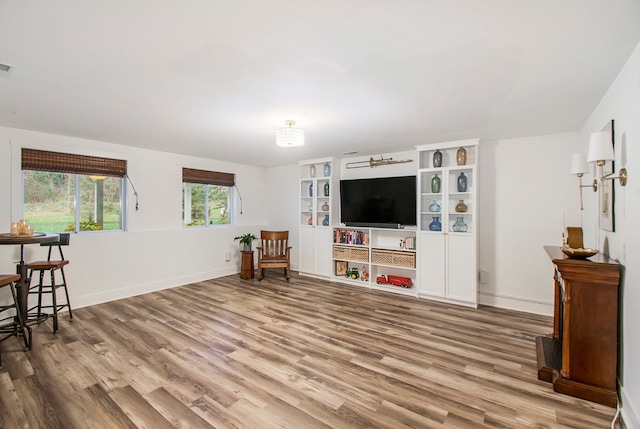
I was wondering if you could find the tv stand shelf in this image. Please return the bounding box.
[331,227,417,295]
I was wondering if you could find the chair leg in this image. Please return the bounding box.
[50,270,59,333]
[285,267,290,281]
[258,268,264,281]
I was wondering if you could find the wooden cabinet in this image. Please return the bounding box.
[536,246,620,407]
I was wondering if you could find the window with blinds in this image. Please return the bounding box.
[182,168,235,227]
[22,148,127,233]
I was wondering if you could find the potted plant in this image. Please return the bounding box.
[234,233,258,251]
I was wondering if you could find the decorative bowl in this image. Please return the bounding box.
[561,247,597,259]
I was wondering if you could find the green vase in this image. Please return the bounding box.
[431,174,441,193]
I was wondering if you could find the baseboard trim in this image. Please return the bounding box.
[620,384,639,429]
[478,291,553,316]
[72,266,238,309]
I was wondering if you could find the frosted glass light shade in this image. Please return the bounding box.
[587,132,614,163]
[276,121,304,147]
[570,153,589,175]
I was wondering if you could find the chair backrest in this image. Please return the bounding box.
[40,233,70,261]
[259,230,289,257]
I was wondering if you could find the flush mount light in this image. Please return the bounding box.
[276,120,304,147]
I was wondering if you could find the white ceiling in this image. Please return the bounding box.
[1,1,640,167]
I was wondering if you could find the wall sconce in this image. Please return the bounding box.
[570,152,596,211]
[586,131,628,213]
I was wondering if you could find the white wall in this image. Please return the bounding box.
[580,40,640,428]
[265,164,300,270]
[478,132,582,314]
[0,126,269,308]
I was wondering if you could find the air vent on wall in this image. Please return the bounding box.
[0,63,11,72]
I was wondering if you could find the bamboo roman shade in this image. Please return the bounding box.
[22,148,127,178]
[182,168,235,187]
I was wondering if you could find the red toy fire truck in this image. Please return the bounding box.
[375,275,412,288]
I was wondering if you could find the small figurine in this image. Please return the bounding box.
[361,266,369,281]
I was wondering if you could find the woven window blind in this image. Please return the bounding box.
[22,148,127,178]
[182,168,235,187]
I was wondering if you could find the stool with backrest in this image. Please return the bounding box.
[27,233,73,333]
[256,230,292,281]
[0,274,32,367]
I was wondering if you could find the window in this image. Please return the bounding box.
[182,168,234,226]
[22,148,127,233]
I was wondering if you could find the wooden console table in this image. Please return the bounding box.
[536,246,620,407]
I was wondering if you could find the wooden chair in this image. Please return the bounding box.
[27,233,73,333]
[256,230,291,281]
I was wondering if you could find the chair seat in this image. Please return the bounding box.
[256,230,292,281]
[27,260,69,270]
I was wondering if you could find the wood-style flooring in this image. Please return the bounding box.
[0,273,618,428]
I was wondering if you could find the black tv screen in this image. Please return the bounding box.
[340,176,417,228]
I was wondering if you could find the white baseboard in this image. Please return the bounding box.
[620,384,639,429]
[478,291,553,316]
[72,266,238,309]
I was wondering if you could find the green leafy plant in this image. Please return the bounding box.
[234,233,258,250]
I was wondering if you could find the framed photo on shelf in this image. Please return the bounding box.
[335,261,347,276]
[599,119,615,232]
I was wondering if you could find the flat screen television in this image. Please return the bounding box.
[340,176,417,228]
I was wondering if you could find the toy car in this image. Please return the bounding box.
[345,267,359,279]
[376,274,412,288]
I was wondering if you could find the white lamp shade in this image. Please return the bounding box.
[587,131,614,163]
[570,152,589,175]
[276,124,304,147]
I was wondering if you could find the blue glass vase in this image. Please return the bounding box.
[429,216,442,231]
[323,163,331,177]
[457,172,467,192]
[322,215,330,226]
[309,183,313,197]
[428,200,440,212]
[452,217,468,232]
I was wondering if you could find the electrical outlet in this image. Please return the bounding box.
[622,243,626,261]
[224,250,231,262]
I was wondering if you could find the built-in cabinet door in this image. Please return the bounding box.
[299,226,315,274]
[419,233,446,297]
[447,234,476,302]
[315,228,333,277]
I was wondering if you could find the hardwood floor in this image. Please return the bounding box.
[0,273,618,428]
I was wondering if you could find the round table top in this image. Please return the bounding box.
[0,233,59,245]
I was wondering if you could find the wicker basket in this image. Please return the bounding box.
[371,249,416,268]
[332,245,369,262]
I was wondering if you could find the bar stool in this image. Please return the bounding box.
[0,274,32,367]
[27,233,73,333]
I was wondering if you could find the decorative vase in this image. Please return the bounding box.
[307,202,313,211]
[428,200,441,212]
[243,243,252,251]
[456,147,467,166]
[322,214,330,226]
[452,217,468,232]
[433,150,442,168]
[323,182,330,197]
[307,216,313,225]
[321,202,329,211]
[457,172,467,192]
[309,183,313,197]
[309,164,316,178]
[428,216,442,231]
[323,163,331,177]
[455,200,468,213]
[431,174,441,193]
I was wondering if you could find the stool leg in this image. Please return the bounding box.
[50,269,58,333]
[60,268,73,321]
[9,281,32,351]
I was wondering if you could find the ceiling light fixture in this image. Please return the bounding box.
[276,120,304,147]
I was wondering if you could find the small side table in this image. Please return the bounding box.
[240,251,254,280]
